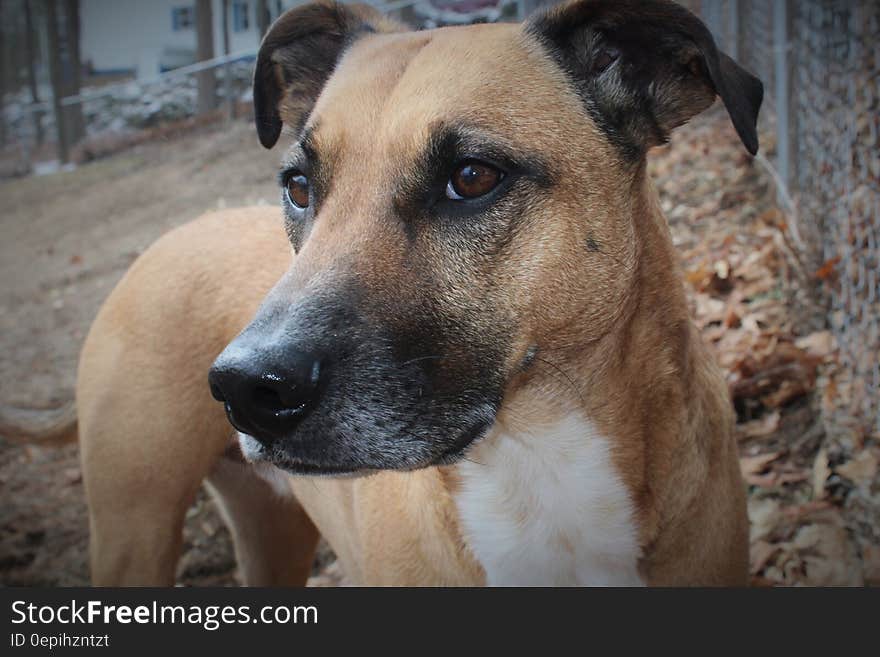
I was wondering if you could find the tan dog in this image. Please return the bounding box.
[10,0,763,585]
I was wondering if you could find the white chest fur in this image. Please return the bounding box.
[455,414,644,586]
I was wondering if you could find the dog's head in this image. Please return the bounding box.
[209,0,762,475]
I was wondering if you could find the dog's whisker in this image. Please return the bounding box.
[593,247,635,271]
[399,355,443,367]
[533,355,587,409]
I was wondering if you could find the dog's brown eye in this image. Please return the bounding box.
[447,161,503,200]
[286,174,310,209]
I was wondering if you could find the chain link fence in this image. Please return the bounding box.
[2,55,258,174]
[699,0,880,434]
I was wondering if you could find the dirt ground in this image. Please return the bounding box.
[1,110,877,586]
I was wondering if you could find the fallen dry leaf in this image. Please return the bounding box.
[835,450,879,489]
[790,513,863,586]
[745,468,809,488]
[795,330,837,359]
[685,264,712,288]
[781,500,834,522]
[761,377,811,408]
[694,293,727,326]
[750,539,782,573]
[748,497,783,543]
[724,307,741,328]
[814,256,841,281]
[812,447,831,500]
[740,451,783,477]
[737,411,781,441]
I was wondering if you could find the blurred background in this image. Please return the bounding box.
[0,0,877,586]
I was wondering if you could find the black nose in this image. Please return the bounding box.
[208,347,322,445]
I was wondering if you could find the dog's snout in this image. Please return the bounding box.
[208,348,322,445]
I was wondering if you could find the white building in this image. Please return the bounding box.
[79,0,298,79]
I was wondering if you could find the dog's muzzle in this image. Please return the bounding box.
[206,279,509,475]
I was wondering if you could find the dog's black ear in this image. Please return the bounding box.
[526,0,763,156]
[254,1,405,148]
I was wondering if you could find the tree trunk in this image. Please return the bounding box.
[0,0,6,146]
[24,0,44,145]
[63,0,84,145]
[222,0,233,119]
[45,0,70,162]
[195,0,216,115]
[46,0,84,163]
[256,0,270,39]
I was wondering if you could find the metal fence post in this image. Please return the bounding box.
[772,0,790,197]
[728,0,739,61]
[701,0,720,40]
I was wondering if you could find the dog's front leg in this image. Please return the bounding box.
[205,455,320,586]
